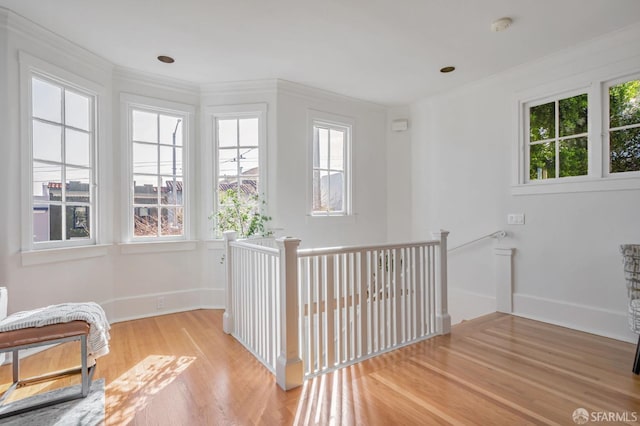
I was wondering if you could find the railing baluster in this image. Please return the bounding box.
[326,255,335,368]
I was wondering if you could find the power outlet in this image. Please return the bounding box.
[507,213,525,225]
[156,296,165,310]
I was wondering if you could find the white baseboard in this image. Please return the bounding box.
[513,293,637,343]
[449,287,496,326]
[100,288,225,324]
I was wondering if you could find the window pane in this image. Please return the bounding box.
[32,78,61,123]
[529,102,555,142]
[239,118,258,147]
[33,121,62,163]
[66,129,90,167]
[134,206,158,237]
[66,205,90,239]
[161,207,183,236]
[219,148,238,178]
[65,90,90,131]
[610,80,640,129]
[161,177,183,205]
[48,204,63,241]
[160,145,182,176]
[160,115,183,146]
[239,147,258,177]
[318,127,329,169]
[529,142,555,180]
[66,167,90,203]
[33,204,51,242]
[329,129,344,171]
[559,137,588,177]
[610,127,640,173]
[218,119,237,148]
[328,171,344,211]
[313,170,330,212]
[134,175,158,205]
[218,178,239,202]
[33,161,61,198]
[559,94,588,137]
[132,110,158,143]
[133,143,157,174]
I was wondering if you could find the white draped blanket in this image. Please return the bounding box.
[0,302,110,365]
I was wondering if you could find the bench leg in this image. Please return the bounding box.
[12,350,18,383]
[81,334,89,397]
[634,335,640,375]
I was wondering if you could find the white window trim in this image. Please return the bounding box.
[512,70,640,196]
[120,93,196,244]
[603,72,640,179]
[19,51,108,253]
[204,103,268,240]
[307,109,354,217]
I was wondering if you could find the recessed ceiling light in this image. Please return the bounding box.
[440,66,455,73]
[157,55,175,64]
[491,17,513,32]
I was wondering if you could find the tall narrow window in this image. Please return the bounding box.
[311,119,350,215]
[527,92,589,181]
[31,76,95,245]
[214,116,261,232]
[131,109,185,238]
[608,78,640,174]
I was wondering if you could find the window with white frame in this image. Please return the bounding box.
[29,74,96,246]
[128,104,189,239]
[526,92,589,181]
[213,111,263,235]
[311,118,351,215]
[606,77,640,174]
[517,72,640,193]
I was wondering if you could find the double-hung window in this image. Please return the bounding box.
[310,114,352,216]
[209,104,266,238]
[27,72,97,247]
[124,95,193,240]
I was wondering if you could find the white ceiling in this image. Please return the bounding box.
[1,0,640,105]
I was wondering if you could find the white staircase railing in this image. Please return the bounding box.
[223,231,449,390]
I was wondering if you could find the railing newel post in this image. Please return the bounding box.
[276,237,303,390]
[432,230,451,335]
[223,230,237,334]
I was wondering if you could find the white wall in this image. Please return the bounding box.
[410,22,640,342]
[274,82,388,248]
[0,8,394,323]
[1,11,116,314]
[386,107,413,242]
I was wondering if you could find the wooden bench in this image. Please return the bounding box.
[0,320,95,418]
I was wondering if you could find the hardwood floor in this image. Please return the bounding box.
[1,310,639,425]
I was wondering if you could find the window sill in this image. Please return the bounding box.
[305,214,357,225]
[511,176,640,195]
[119,240,198,254]
[21,244,111,266]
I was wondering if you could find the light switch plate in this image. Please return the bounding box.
[507,213,525,225]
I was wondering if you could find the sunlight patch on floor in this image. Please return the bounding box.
[105,355,195,424]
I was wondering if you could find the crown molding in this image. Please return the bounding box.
[1,7,112,78]
[276,79,387,112]
[113,66,200,97]
[200,79,278,97]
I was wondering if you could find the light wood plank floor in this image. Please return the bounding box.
[1,310,639,425]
